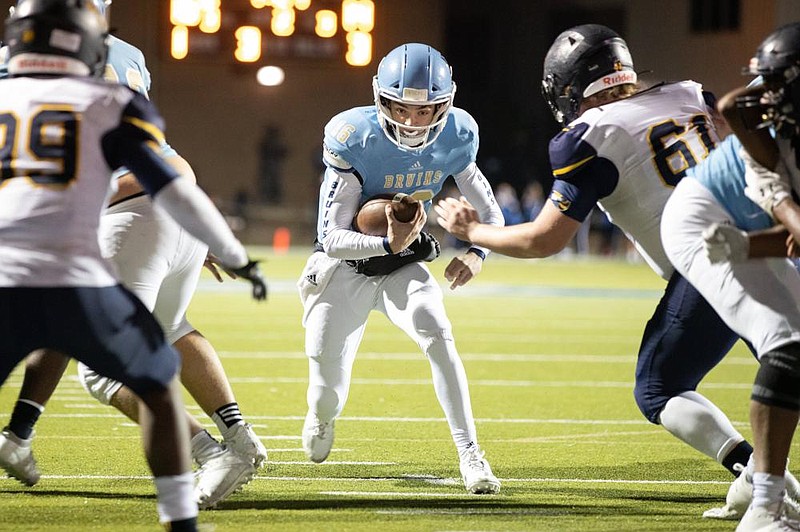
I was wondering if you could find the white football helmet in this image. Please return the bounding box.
[372,43,456,150]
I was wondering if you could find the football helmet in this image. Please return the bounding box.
[542,24,636,125]
[5,0,109,77]
[372,43,456,150]
[737,22,800,140]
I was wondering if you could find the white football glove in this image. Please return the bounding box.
[741,147,791,220]
[702,222,749,263]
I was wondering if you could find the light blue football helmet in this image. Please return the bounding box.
[372,43,456,150]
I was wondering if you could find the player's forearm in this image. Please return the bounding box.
[774,200,800,249]
[466,222,562,259]
[718,85,780,170]
[747,226,793,258]
[153,177,247,268]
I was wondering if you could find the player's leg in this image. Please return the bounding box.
[0,293,50,487]
[57,286,197,529]
[299,258,371,463]
[634,273,752,471]
[153,229,266,469]
[173,330,266,467]
[662,179,800,527]
[0,349,69,486]
[380,262,499,494]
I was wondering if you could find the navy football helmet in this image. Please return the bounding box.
[5,0,108,77]
[372,43,456,150]
[738,22,800,140]
[542,24,636,125]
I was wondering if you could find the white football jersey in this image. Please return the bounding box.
[548,81,720,278]
[0,75,168,287]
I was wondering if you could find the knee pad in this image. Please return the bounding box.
[77,362,123,406]
[753,344,800,411]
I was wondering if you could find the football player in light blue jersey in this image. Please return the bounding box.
[437,23,800,522]
[0,0,267,510]
[662,23,800,531]
[299,43,504,494]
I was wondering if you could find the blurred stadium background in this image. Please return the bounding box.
[1,0,798,252]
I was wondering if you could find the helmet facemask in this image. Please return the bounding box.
[372,43,456,151]
[736,23,800,142]
[373,77,455,150]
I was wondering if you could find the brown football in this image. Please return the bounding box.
[353,194,420,236]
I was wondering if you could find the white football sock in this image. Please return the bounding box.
[424,331,477,453]
[658,391,745,462]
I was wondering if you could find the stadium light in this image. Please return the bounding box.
[257,65,286,86]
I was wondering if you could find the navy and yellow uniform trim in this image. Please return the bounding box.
[547,122,619,221]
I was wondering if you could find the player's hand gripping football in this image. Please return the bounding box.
[386,199,426,253]
[223,259,268,301]
[702,223,749,263]
[434,196,480,241]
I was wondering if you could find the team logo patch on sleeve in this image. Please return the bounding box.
[549,190,571,212]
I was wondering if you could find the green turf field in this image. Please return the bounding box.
[0,249,775,531]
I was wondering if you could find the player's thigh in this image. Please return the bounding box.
[101,199,177,310]
[379,262,452,340]
[719,258,800,355]
[0,289,35,385]
[635,273,740,392]
[59,286,179,397]
[152,234,206,343]
[304,263,375,361]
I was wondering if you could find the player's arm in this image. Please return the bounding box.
[317,164,423,259]
[718,84,800,248]
[438,127,609,259]
[451,162,505,257]
[108,153,196,205]
[101,93,266,298]
[436,196,581,258]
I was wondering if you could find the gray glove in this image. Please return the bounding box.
[741,148,791,219]
[702,223,749,263]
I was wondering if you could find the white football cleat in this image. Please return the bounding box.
[705,467,800,520]
[736,502,800,531]
[704,467,752,520]
[224,423,268,469]
[459,444,500,495]
[194,446,256,510]
[302,411,334,464]
[0,429,40,487]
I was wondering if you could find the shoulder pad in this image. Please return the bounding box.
[121,91,166,145]
[548,122,599,180]
[322,107,375,170]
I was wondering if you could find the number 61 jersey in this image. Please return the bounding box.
[548,81,720,279]
[0,76,167,288]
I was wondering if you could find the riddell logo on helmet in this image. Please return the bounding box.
[18,57,69,69]
[602,72,635,88]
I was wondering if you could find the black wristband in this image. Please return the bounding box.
[467,247,486,260]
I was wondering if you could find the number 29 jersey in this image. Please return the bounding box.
[0,76,168,287]
[548,81,719,279]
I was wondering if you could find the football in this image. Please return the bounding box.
[353,193,420,236]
